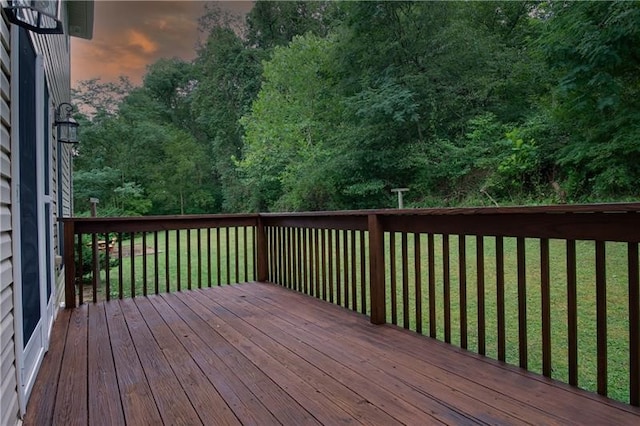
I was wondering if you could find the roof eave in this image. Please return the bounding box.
[67,0,94,40]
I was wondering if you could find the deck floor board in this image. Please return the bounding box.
[87,303,124,425]
[24,282,640,425]
[160,291,318,425]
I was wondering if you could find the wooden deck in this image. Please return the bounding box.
[25,283,640,425]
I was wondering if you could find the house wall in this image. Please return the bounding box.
[29,5,73,309]
[0,4,19,425]
[0,1,74,423]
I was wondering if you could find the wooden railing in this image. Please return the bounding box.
[261,204,640,406]
[61,203,640,405]
[61,214,260,307]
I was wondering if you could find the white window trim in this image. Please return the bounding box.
[11,26,51,417]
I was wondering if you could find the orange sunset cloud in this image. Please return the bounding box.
[127,29,159,54]
[71,1,253,88]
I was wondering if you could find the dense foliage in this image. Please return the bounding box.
[73,1,640,215]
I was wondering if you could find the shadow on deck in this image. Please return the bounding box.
[25,283,640,425]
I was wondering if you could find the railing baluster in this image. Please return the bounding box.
[414,233,422,334]
[459,235,467,349]
[443,234,451,343]
[307,228,314,296]
[476,236,485,355]
[267,227,273,282]
[302,228,308,294]
[290,228,296,290]
[105,233,110,302]
[496,236,506,362]
[235,227,239,284]
[131,232,136,297]
[567,239,578,386]
[119,233,124,299]
[541,238,551,378]
[351,230,357,312]
[402,232,409,329]
[253,226,257,280]
[314,228,320,298]
[336,230,342,306]
[517,237,527,369]
[629,242,639,406]
[244,226,249,282]
[321,229,327,300]
[289,227,295,289]
[282,226,287,286]
[286,227,291,288]
[282,227,287,287]
[175,230,180,292]
[185,229,190,290]
[297,228,303,292]
[197,229,202,289]
[596,240,607,396]
[289,227,294,289]
[142,232,148,295]
[164,230,170,293]
[428,233,436,338]
[360,230,367,315]
[207,228,212,287]
[343,230,349,309]
[91,232,98,303]
[274,227,278,283]
[390,231,397,325]
[78,233,84,305]
[328,230,334,302]
[226,227,231,285]
[277,227,283,285]
[154,231,159,294]
[216,227,221,285]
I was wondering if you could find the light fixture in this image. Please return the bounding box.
[2,1,63,34]
[55,102,79,144]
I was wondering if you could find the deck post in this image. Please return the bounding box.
[63,220,77,309]
[256,216,269,282]
[368,214,386,324]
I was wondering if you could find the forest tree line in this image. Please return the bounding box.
[73,1,640,216]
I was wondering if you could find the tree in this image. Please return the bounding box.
[240,34,339,211]
[143,58,195,126]
[191,26,263,211]
[540,1,640,198]
[246,1,334,49]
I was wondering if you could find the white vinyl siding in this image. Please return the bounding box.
[0,2,19,425]
[29,5,73,301]
[0,1,74,423]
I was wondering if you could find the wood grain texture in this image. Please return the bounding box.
[25,284,640,425]
[23,310,71,426]
[87,304,124,425]
[52,307,88,426]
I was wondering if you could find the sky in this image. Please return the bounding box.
[71,1,254,88]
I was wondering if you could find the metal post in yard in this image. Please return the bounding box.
[391,188,409,209]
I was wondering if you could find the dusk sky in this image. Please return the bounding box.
[71,1,254,88]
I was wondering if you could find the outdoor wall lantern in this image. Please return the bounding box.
[2,0,63,34]
[55,102,79,144]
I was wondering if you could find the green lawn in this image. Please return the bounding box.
[90,228,635,403]
[92,227,256,299]
[384,235,633,404]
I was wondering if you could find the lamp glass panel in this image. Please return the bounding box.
[68,124,77,143]
[58,122,69,142]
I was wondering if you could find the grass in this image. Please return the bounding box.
[384,235,633,403]
[87,227,636,404]
[90,227,256,300]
